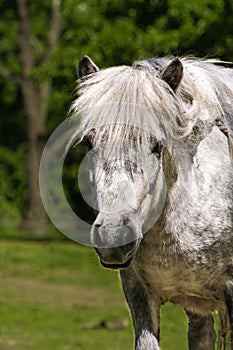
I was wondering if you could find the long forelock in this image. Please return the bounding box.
[70,58,233,149]
[70,63,186,145]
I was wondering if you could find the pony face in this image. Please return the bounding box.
[83,125,166,269]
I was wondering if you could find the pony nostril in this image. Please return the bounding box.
[95,223,102,228]
[123,218,130,225]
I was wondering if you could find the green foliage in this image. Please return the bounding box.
[0,147,27,224]
[141,0,225,56]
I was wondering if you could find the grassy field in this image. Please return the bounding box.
[0,236,189,350]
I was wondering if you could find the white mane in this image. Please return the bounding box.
[70,58,233,148]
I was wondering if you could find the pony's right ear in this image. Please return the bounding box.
[77,55,99,79]
[161,58,183,91]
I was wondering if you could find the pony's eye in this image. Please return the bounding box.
[151,141,163,156]
[83,135,93,150]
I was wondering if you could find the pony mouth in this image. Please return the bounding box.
[100,256,133,270]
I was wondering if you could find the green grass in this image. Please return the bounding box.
[0,239,189,350]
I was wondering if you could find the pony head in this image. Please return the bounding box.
[71,56,186,269]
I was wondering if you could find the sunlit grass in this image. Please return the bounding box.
[0,239,189,350]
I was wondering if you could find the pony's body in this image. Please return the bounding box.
[129,130,232,314]
[72,56,233,349]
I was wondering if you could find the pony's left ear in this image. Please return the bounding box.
[161,58,183,91]
[77,55,99,79]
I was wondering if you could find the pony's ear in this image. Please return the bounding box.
[161,58,183,91]
[77,55,99,79]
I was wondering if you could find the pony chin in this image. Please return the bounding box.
[100,255,135,270]
[96,239,140,270]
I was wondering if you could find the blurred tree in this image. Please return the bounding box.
[18,0,62,234]
[0,0,62,234]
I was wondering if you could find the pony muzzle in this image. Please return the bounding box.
[91,222,140,269]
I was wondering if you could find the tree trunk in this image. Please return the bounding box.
[19,78,48,235]
[17,0,61,235]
